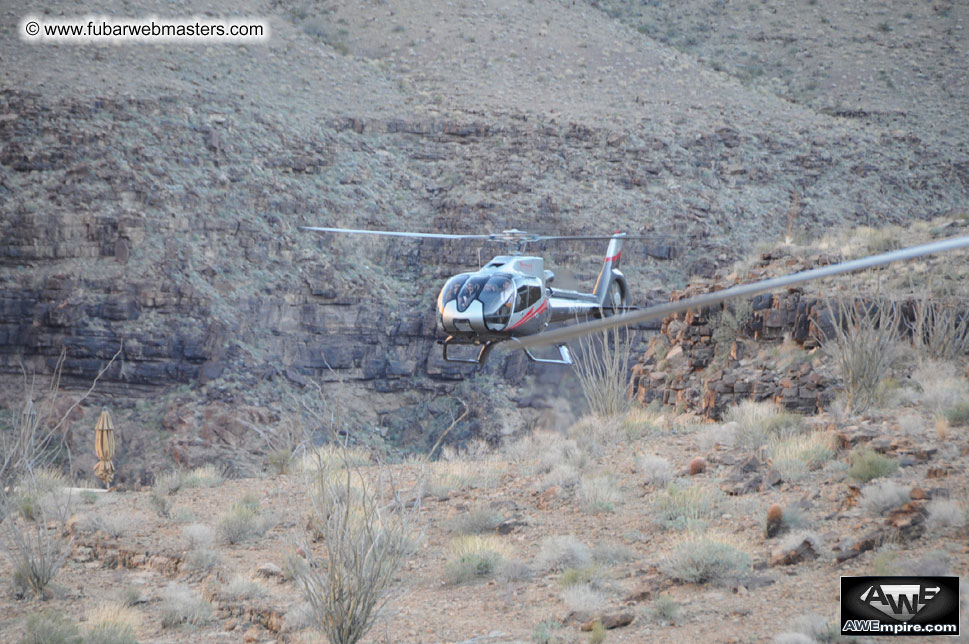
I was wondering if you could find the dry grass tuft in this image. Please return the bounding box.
[85,603,140,644]
[724,400,805,450]
[860,480,910,515]
[662,533,751,585]
[180,464,224,489]
[578,474,623,513]
[768,431,837,479]
[160,584,211,628]
[444,535,510,585]
[652,482,722,530]
[638,454,673,486]
[535,535,592,572]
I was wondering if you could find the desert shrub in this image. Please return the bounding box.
[79,490,99,505]
[217,499,271,544]
[769,432,836,478]
[217,575,267,602]
[724,400,805,449]
[497,558,533,583]
[652,482,721,530]
[860,480,910,514]
[184,548,221,572]
[578,475,622,513]
[591,542,634,565]
[557,566,604,588]
[778,614,844,644]
[160,584,211,628]
[535,535,592,572]
[148,470,182,518]
[589,620,607,644]
[648,595,680,624]
[559,584,606,613]
[532,619,562,644]
[16,610,82,644]
[84,603,140,644]
[622,405,663,439]
[907,294,969,361]
[638,454,673,486]
[847,447,897,482]
[870,548,901,576]
[663,534,751,584]
[266,448,293,475]
[568,415,625,457]
[445,535,508,584]
[712,300,753,354]
[542,463,582,490]
[823,297,902,414]
[571,325,634,418]
[297,444,371,473]
[450,507,504,535]
[944,402,969,427]
[77,513,129,539]
[295,452,421,644]
[181,523,214,550]
[181,464,223,489]
[530,435,587,475]
[926,500,965,529]
[1,481,74,597]
[910,361,969,414]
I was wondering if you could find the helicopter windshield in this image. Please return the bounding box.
[480,274,515,331]
[456,276,489,312]
[478,275,515,315]
[439,273,471,313]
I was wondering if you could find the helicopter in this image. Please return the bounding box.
[300,227,652,365]
[302,226,969,368]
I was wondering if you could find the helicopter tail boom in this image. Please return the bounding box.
[592,233,626,309]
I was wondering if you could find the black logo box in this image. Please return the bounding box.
[841,576,960,636]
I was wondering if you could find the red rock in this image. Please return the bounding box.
[581,612,635,631]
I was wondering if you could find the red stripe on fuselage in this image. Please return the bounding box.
[507,299,548,331]
[604,251,621,263]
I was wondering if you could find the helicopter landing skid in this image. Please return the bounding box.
[522,344,573,366]
[441,336,498,364]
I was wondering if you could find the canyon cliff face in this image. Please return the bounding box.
[2,0,967,482]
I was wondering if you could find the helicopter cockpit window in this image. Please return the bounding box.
[479,274,515,331]
[456,276,489,312]
[439,274,470,313]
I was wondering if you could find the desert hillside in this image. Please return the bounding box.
[1,1,968,642]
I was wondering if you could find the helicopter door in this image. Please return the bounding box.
[515,284,543,312]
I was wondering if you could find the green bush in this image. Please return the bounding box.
[445,551,502,585]
[944,402,969,427]
[652,482,721,530]
[848,447,897,483]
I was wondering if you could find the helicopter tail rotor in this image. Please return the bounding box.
[592,233,627,314]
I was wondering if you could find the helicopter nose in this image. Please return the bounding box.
[440,300,486,334]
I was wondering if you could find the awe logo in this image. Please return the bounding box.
[859,584,940,621]
[841,576,959,637]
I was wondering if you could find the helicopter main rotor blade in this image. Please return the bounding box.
[300,226,493,240]
[301,226,675,245]
[514,234,969,349]
[530,234,658,241]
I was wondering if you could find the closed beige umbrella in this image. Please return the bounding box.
[93,407,116,487]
